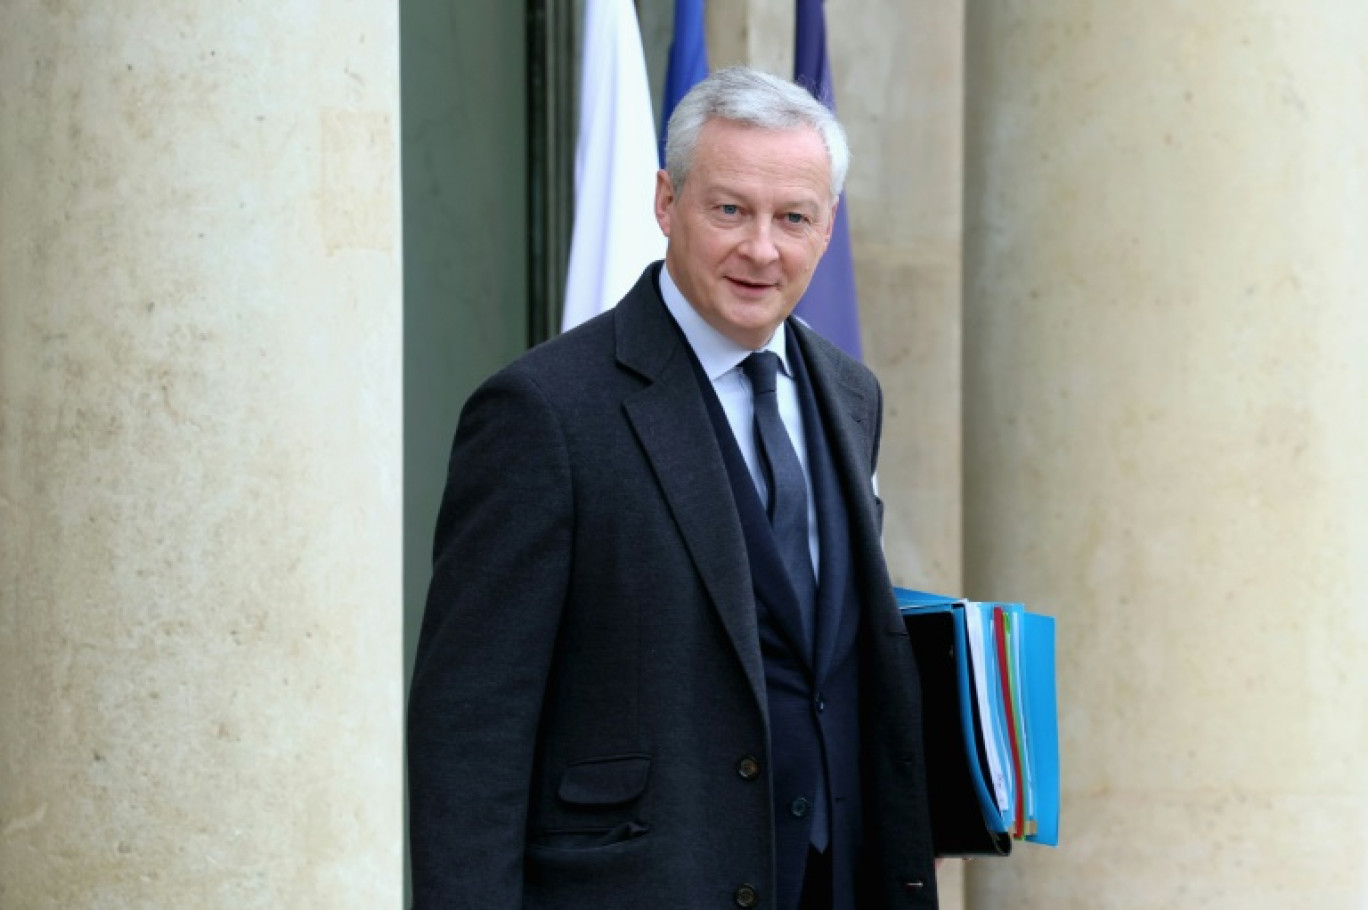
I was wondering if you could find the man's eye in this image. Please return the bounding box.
[719,204,739,215]
[784,212,807,224]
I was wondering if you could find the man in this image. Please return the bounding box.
[408,67,938,909]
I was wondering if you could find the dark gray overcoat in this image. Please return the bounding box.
[407,264,938,909]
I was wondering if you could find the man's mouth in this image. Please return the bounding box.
[726,276,776,293]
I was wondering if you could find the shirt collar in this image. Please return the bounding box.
[657,262,792,381]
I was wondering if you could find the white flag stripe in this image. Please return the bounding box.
[561,0,667,333]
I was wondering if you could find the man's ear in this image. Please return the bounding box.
[653,170,675,236]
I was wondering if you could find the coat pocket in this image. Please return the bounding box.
[529,754,653,851]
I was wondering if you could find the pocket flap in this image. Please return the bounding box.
[557,754,652,806]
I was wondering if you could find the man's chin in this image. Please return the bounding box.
[718,306,791,347]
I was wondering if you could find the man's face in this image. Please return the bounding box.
[654,119,837,350]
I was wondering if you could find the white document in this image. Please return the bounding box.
[965,602,1013,816]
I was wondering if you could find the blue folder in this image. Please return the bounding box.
[1019,610,1059,846]
[896,588,1060,854]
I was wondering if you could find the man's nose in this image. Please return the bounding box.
[738,219,779,264]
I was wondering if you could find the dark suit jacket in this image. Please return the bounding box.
[408,263,938,909]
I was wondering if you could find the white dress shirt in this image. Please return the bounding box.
[658,264,820,579]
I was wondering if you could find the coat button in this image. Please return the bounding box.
[789,796,810,818]
[736,756,761,781]
[734,883,760,907]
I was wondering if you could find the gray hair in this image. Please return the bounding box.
[664,66,850,200]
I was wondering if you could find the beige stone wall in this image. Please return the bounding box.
[964,3,1368,907]
[706,0,795,79]
[0,4,403,907]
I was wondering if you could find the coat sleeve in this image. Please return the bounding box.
[407,367,574,909]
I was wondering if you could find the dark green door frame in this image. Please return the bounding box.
[526,0,577,347]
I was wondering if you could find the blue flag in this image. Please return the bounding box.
[659,0,708,167]
[794,0,862,360]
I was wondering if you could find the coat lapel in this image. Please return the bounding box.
[787,326,845,682]
[790,322,892,633]
[615,267,768,717]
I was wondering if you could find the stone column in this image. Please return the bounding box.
[965,3,1368,907]
[0,4,402,908]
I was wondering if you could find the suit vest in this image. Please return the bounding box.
[688,324,866,910]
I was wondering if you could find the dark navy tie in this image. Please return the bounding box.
[742,352,818,644]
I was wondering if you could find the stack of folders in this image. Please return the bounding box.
[896,588,1060,857]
